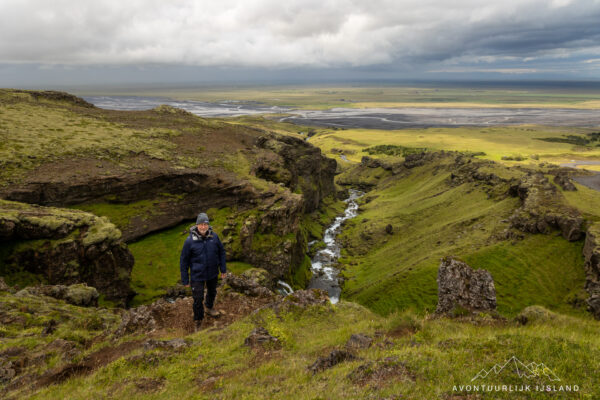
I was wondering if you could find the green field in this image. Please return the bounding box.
[308,125,600,165]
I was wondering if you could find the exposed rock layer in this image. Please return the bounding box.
[0,199,133,305]
[436,256,497,314]
[583,223,600,319]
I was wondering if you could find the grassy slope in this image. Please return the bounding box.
[23,301,600,400]
[335,156,588,318]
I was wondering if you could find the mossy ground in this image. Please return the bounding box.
[12,298,600,400]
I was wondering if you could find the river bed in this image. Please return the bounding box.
[84,95,600,129]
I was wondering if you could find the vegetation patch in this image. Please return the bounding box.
[363,144,428,157]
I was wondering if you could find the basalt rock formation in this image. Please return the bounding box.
[436,256,497,315]
[508,172,584,241]
[0,199,133,305]
[583,223,600,319]
[0,90,337,291]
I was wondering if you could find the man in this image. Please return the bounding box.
[180,212,227,332]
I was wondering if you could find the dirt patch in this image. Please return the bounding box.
[133,291,275,337]
[196,368,240,394]
[192,291,276,333]
[132,377,166,393]
[34,339,143,389]
[386,325,417,338]
[348,357,415,387]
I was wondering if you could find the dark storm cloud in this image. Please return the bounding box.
[1,0,599,80]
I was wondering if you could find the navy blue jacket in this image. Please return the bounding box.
[180,226,227,284]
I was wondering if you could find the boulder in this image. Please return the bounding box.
[345,334,373,350]
[436,256,497,315]
[265,289,330,315]
[244,327,279,348]
[143,338,190,351]
[360,156,383,169]
[515,305,557,325]
[16,283,99,307]
[224,269,275,297]
[308,349,356,375]
[0,277,10,292]
[553,173,577,191]
[0,358,16,383]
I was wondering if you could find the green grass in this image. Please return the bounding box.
[309,125,600,165]
[72,196,183,231]
[562,181,600,222]
[23,300,600,400]
[128,221,192,305]
[336,156,588,318]
[464,235,587,316]
[0,92,180,183]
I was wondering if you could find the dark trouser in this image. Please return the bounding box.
[191,277,218,321]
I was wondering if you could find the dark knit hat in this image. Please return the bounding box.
[196,212,210,224]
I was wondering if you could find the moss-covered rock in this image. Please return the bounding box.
[583,222,600,319]
[0,199,133,305]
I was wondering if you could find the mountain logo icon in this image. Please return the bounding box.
[471,356,561,382]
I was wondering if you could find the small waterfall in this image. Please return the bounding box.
[276,280,294,296]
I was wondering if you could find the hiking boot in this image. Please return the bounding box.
[194,319,203,332]
[206,307,220,318]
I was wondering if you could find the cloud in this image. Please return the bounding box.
[1,0,600,74]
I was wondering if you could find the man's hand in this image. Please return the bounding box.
[185,284,190,288]
[221,272,227,279]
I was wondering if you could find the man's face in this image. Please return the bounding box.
[197,222,209,235]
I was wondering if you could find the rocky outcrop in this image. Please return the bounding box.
[583,223,600,319]
[266,288,330,315]
[12,90,95,108]
[553,172,577,191]
[244,327,280,348]
[1,91,338,290]
[508,172,584,241]
[1,171,260,242]
[345,334,373,350]
[308,349,357,374]
[15,284,99,307]
[115,299,173,336]
[224,268,276,297]
[254,133,337,213]
[0,199,133,305]
[436,256,497,315]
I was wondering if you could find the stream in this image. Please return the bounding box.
[306,189,364,304]
[275,189,363,301]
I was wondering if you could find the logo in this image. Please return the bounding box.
[452,355,579,394]
[471,355,560,382]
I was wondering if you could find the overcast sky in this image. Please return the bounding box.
[1,0,600,87]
